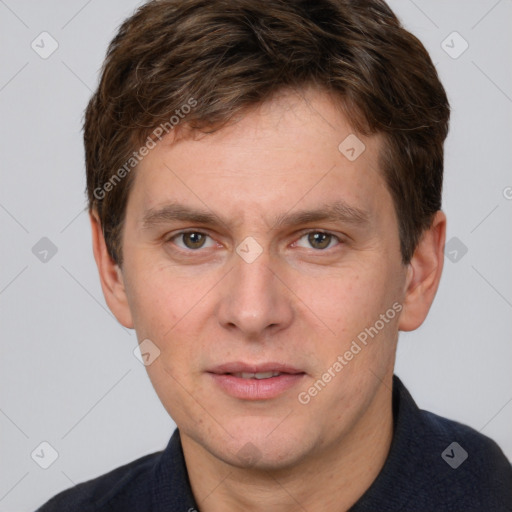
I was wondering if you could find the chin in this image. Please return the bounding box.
[202,416,316,471]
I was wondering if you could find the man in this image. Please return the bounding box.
[37,0,512,510]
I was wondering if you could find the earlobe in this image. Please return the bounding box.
[89,210,134,329]
[398,211,446,332]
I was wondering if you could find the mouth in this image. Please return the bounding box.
[207,362,306,400]
[228,371,286,380]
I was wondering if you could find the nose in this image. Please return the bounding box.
[216,245,294,340]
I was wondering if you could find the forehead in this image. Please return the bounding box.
[126,88,390,229]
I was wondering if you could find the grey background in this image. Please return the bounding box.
[1,0,511,510]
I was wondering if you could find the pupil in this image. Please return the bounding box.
[309,232,330,249]
[185,232,205,248]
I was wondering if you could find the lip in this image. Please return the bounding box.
[208,362,304,375]
[207,361,306,400]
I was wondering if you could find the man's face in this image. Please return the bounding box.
[119,88,408,469]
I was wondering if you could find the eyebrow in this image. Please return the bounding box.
[141,200,370,232]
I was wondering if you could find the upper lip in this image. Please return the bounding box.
[208,362,304,375]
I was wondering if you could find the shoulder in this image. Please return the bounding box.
[418,408,512,490]
[395,379,512,510]
[35,450,161,512]
[421,406,509,467]
[411,408,512,510]
[357,376,512,511]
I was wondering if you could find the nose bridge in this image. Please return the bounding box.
[217,241,292,337]
[235,245,273,296]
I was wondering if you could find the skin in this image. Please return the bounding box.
[91,87,446,511]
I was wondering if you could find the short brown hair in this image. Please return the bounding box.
[84,0,450,266]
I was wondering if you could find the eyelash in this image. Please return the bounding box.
[165,229,344,253]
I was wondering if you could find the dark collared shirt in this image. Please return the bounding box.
[36,376,512,511]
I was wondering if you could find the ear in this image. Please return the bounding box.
[398,210,446,332]
[90,209,134,329]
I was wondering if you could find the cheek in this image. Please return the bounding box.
[124,262,188,339]
[127,269,219,379]
[295,268,386,334]
[293,263,403,375]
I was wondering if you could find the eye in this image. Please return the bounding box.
[168,231,216,250]
[294,231,342,250]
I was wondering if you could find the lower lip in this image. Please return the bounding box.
[208,373,305,400]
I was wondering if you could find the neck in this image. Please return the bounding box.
[182,377,394,512]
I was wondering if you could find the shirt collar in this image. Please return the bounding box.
[152,428,199,511]
[349,374,423,510]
